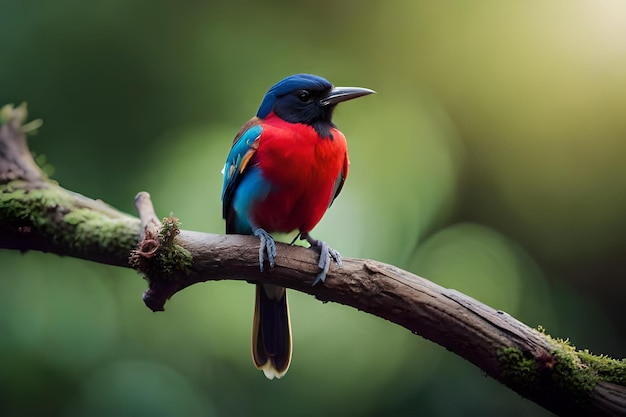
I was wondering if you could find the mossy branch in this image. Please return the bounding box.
[1,104,625,416]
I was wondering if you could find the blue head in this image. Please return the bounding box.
[256,74,374,136]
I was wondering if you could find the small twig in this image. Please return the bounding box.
[134,191,161,240]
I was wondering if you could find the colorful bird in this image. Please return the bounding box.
[221,74,374,379]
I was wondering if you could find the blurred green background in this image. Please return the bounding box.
[2,1,626,416]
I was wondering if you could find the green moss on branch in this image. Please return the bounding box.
[0,180,141,266]
[543,328,626,394]
[129,215,193,280]
[497,347,541,391]
[497,326,626,409]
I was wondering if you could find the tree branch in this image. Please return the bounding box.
[1,104,625,416]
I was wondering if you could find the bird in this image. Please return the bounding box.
[221,74,374,379]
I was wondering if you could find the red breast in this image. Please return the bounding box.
[249,113,348,234]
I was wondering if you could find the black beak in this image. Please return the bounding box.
[319,86,376,107]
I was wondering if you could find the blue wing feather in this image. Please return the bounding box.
[222,123,263,220]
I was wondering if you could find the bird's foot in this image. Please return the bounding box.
[253,228,276,271]
[300,233,343,286]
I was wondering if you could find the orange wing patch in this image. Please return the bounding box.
[239,140,259,174]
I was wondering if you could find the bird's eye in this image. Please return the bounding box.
[297,90,311,102]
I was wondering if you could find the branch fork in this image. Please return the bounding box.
[131,191,193,312]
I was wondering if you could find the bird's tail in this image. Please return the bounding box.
[252,283,292,379]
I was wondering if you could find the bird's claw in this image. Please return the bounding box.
[253,228,276,271]
[301,233,342,286]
